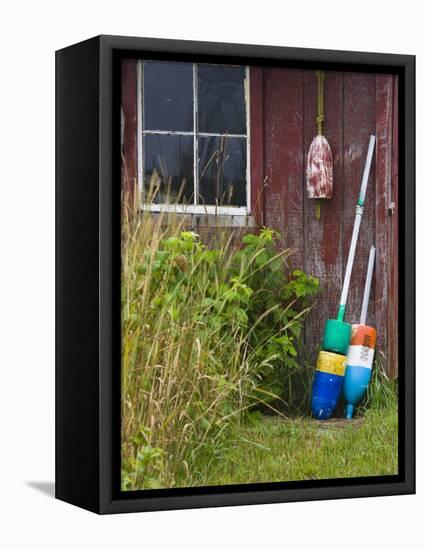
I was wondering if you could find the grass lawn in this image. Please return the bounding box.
[199,403,398,486]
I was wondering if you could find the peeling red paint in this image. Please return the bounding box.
[375,73,393,370]
[121,59,138,197]
[303,70,344,355]
[121,63,399,377]
[342,73,376,334]
[262,69,397,376]
[389,75,399,378]
[263,68,304,269]
[249,67,265,226]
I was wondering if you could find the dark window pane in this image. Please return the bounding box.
[143,61,193,131]
[198,65,246,135]
[198,136,246,206]
[144,135,194,204]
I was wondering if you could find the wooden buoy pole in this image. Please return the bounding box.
[337,135,376,322]
[360,245,376,325]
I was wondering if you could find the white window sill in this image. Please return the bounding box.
[141,204,249,216]
[141,206,256,228]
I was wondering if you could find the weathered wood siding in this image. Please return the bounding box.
[121,59,138,197]
[121,60,399,377]
[260,69,398,376]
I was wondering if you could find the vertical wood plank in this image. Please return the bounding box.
[303,70,344,356]
[389,75,399,378]
[250,67,264,226]
[121,59,138,197]
[342,73,376,329]
[375,74,393,372]
[263,68,304,270]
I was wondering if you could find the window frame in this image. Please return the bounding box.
[136,60,251,216]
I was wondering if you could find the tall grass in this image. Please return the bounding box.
[358,351,398,413]
[121,191,318,490]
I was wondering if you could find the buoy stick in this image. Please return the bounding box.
[360,246,376,325]
[337,135,376,322]
[344,246,377,419]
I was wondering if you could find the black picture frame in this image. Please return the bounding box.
[56,34,415,514]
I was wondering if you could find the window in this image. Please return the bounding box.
[137,60,250,215]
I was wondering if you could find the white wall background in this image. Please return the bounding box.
[0,1,422,548]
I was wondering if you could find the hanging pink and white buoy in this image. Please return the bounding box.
[306,71,333,202]
[306,134,333,199]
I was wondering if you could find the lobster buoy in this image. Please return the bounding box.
[311,351,347,419]
[343,246,377,419]
[306,134,333,199]
[343,325,377,419]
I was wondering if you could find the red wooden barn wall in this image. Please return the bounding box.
[255,69,399,377]
[121,61,399,377]
[121,60,138,198]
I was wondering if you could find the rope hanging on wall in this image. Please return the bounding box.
[316,70,325,135]
[306,70,333,213]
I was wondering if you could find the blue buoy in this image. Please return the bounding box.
[311,351,346,419]
[343,324,376,419]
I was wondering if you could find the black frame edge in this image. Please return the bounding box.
[401,54,416,495]
[55,36,102,513]
[103,482,413,514]
[100,34,414,69]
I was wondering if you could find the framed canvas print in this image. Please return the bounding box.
[56,35,415,514]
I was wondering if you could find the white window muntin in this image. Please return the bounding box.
[136,60,251,215]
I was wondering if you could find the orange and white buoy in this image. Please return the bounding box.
[343,246,377,419]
